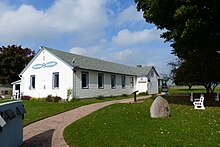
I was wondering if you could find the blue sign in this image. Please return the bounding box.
[32,61,58,69]
[32,64,43,69]
[46,61,57,67]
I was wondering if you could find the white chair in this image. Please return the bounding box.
[193,94,205,110]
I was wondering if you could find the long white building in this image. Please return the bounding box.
[12,47,160,99]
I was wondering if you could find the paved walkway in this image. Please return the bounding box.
[22,96,150,147]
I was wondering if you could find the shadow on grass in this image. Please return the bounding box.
[163,94,220,107]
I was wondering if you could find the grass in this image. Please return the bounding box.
[169,86,220,94]
[0,98,14,103]
[64,97,220,147]
[23,95,132,126]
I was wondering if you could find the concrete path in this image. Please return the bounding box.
[22,96,149,147]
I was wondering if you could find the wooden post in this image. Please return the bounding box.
[132,90,138,102]
[134,92,137,102]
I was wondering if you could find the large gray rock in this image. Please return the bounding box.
[150,96,171,118]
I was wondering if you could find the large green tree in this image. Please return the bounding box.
[0,45,35,84]
[135,0,220,93]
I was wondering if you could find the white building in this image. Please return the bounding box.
[12,47,160,99]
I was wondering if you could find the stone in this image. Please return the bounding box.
[150,96,171,118]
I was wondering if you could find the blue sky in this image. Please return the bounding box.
[0,0,175,75]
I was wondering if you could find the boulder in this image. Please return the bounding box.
[150,96,171,118]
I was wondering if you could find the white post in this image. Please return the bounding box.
[190,92,193,102]
[12,84,16,99]
[216,93,219,101]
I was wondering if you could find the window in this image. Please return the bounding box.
[130,77,134,88]
[53,72,59,89]
[122,76,126,89]
[82,72,89,89]
[111,75,116,89]
[98,73,104,89]
[30,75,35,89]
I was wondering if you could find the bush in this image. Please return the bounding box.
[46,95,61,102]
[21,95,31,100]
[30,97,35,101]
[70,97,80,102]
[122,94,128,97]
[96,95,104,100]
[109,95,115,98]
[138,91,148,96]
[38,98,46,102]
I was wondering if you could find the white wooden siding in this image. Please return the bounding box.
[19,48,159,99]
[136,77,148,93]
[135,68,159,94]
[21,49,73,99]
[74,69,136,98]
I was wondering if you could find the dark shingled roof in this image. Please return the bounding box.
[44,47,155,76]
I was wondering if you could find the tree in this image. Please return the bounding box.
[168,60,198,90]
[135,0,220,93]
[0,45,35,84]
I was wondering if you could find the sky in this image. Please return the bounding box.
[0,0,175,75]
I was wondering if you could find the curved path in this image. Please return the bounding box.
[22,96,149,147]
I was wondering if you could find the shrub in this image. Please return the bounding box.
[109,95,115,98]
[38,98,46,102]
[70,97,79,102]
[53,96,62,102]
[30,97,35,101]
[138,92,146,96]
[46,95,53,102]
[96,95,104,100]
[30,97,49,102]
[21,95,31,100]
[8,90,12,96]
[67,88,72,101]
[122,94,128,97]
[46,95,61,102]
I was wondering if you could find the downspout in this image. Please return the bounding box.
[18,74,22,98]
[72,58,76,99]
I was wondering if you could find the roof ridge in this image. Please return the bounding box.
[43,46,155,76]
[44,46,138,69]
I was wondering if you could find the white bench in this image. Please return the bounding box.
[193,94,205,110]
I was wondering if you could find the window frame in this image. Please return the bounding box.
[52,72,59,89]
[130,77,134,88]
[82,72,89,89]
[111,75,116,89]
[122,75,126,89]
[98,73,104,89]
[30,75,35,90]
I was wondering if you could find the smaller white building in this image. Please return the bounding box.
[12,47,160,99]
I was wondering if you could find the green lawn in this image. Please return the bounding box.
[0,99,13,103]
[23,95,132,126]
[23,100,98,126]
[168,86,220,94]
[64,97,220,147]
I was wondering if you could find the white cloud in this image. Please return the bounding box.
[46,0,108,33]
[0,0,173,75]
[69,46,104,58]
[111,49,138,61]
[116,5,143,25]
[0,0,108,44]
[100,48,144,66]
[69,47,88,55]
[0,4,53,43]
[112,28,163,46]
